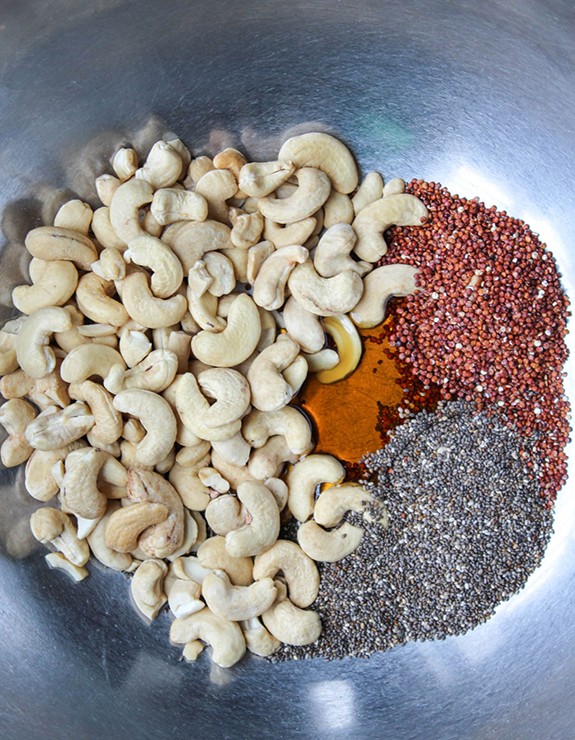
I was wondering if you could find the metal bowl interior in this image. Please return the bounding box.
[1,1,574,738]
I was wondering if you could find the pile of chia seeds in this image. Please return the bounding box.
[270,401,553,662]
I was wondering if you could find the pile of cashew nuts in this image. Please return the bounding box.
[0,131,427,668]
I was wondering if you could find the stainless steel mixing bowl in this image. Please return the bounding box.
[1,1,574,738]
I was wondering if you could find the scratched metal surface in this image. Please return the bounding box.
[0,1,574,738]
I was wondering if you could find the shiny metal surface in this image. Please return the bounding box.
[1,1,574,738]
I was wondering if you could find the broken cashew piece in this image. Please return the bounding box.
[243,406,312,456]
[224,480,280,558]
[0,399,37,467]
[25,402,94,450]
[230,209,264,249]
[198,467,230,494]
[61,446,108,519]
[314,482,388,528]
[316,314,362,384]
[297,520,363,562]
[253,540,319,608]
[24,441,84,501]
[253,245,308,311]
[352,193,429,262]
[314,224,371,278]
[286,454,345,522]
[241,617,281,657]
[278,132,358,194]
[30,507,90,566]
[96,174,120,206]
[113,389,176,466]
[45,552,88,582]
[16,307,72,379]
[54,199,93,234]
[135,140,183,189]
[12,259,78,314]
[238,160,296,198]
[288,261,364,317]
[258,168,331,224]
[211,432,250,468]
[262,581,321,646]
[246,241,275,285]
[202,569,277,621]
[203,251,236,297]
[197,536,253,586]
[131,559,168,620]
[247,335,299,411]
[168,578,204,619]
[350,263,418,328]
[105,501,169,553]
[124,234,184,298]
[112,147,138,181]
[170,606,246,668]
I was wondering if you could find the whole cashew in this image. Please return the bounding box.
[258,168,331,224]
[91,207,127,250]
[195,169,238,225]
[124,234,184,298]
[60,344,126,384]
[287,261,364,317]
[121,272,188,328]
[314,224,371,278]
[54,199,93,234]
[247,435,298,480]
[0,399,37,467]
[278,132,358,194]
[112,147,138,181]
[188,279,226,333]
[253,540,319,608]
[282,354,308,395]
[198,368,251,428]
[350,263,418,328]
[252,245,309,311]
[163,220,232,272]
[316,314,362,384]
[323,189,354,228]
[205,494,246,535]
[150,188,208,225]
[25,226,98,271]
[109,179,154,243]
[224,480,280,558]
[314,482,388,528]
[76,272,129,326]
[105,501,169,553]
[352,171,384,215]
[352,193,429,262]
[113,389,177,466]
[24,441,85,501]
[87,501,133,571]
[12,259,78,314]
[61,446,108,519]
[127,468,185,559]
[261,581,321,646]
[30,507,90,567]
[16,307,72,379]
[175,373,241,442]
[238,160,296,197]
[191,293,261,368]
[96,174,120,206]
[263,216,316,249]
[197,535,253,586]
[169,456,211,511]
[131,559,168,621]
[286,454,345,522]
[25,403,94,450]
[170,606,246,668]
[135,140,183,189]
[105,349,178,395]
[241,617,281,657]
[247,336,299,411]
[297,520,363,562]
[202,569,277,621]
[283,295,325,354]
[242,407,312,456]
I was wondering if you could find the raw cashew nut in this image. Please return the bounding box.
[121,272,188,328]
[124,234,184,298]
[383,177,405,197]
[258,168,331,224]
[54,199,93,234]
[170,607,246,668]
[202,569,277,621]
[76,272,129,326]
[0,331,18,375]
[246,241,275,285]
[16,307,72,378]
[283,296,324,354]
[350,263,418,328]
[131,559,168,620]
[30,507,90,566]
[203,252,236,297]
[127,469,185,558]
[241,617,281,657]
[192,294,261,368]
[172,555,211,583]
[61,446,108,519]
[213,148,247,183]
[175,373,241,442]
[352,193,429,262]
[60,344,126,384]
[211,432,250,468]
[113,389,176,466]
[87,501,133,571]
[198,368,251,428]
[205,494,246,535]
[297,520,363,562]
[197,536,253,586]
[91,207,127,250]
[167,578,204,618]
[211,450,255,491]
[286,454,345,522]
[224,480,280,558]
[96,174,120,206]
[261,581,321,646]
[263,217,316,249]
[247,336,299,411]
[12,259,78,314]
[45,552,88,582]
[163,220,232,272]
[195,169,237,224]
[278,132,358,194]
[25,226,98,271]
[316,314,362,384]
[243,407,312,456]
[25,403,94,450]
[188,280,226,333]
[248,436,298,481]
[112,147,138,181]
[198,468,230,494]
[230,210,264,249]
[109,179,154,243]
[282,355,308,395]
[169,456,212,511]
[264,477,289,511]
[119,324,152,368]
[150,188,208,225]
[314,224,371,278]
[184,155,214,189]
[287,261,363,317]
[24,441,84,501]
[253,540,319,608]
[106,349,178,395]
[105,502,169,553]
[220,247,249,283]
[352,171,384,215]
[0,364,70,410]
[175,439,211,466]
[315,482,388,528]
[253,245,308,311]
[92,247,127,281]
[135,140,183,189]
[238,160,296,197]
[323,189,354,228]
[0,399,37,467]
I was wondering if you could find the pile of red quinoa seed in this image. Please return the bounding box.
[382,181,571,504]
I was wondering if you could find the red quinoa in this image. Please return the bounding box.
[380,181,571,503]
